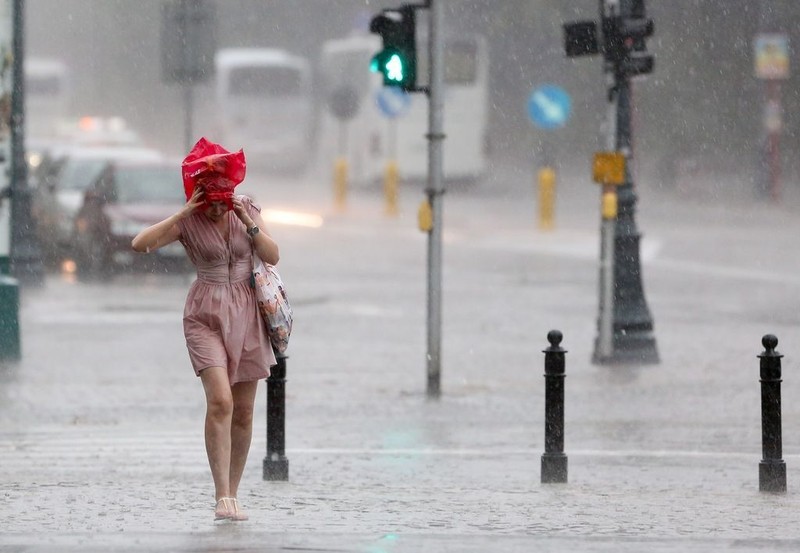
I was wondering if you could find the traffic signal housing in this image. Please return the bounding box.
[563,0,654,78]
[369,5,417,91]
[603,13,654,76]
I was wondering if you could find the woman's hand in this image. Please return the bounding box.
[231,196,255,228]
[179,187,205,219]
[132,189,198,253]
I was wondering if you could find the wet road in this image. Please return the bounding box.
[3,164,800,551]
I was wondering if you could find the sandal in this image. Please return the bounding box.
[214,497,235,521]
[229,498,249,521]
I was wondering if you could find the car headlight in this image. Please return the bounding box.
[110,219,146,236]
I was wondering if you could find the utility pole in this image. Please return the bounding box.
[160,0,215,152]
[564,0,658,365]
[424,0,444,397]
[9,0,44,286]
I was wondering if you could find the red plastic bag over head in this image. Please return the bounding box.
[181,137,246,210]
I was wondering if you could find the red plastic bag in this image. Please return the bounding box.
[181,137,246,209]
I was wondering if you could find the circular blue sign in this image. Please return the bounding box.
[375,87,411,119]
[527,85,571,130]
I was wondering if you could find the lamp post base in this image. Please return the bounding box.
[593,332,659,365]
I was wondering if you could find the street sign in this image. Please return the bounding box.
[528,85,571,130]
[375,86,411,119]
[754,33,790,80]
[592,152,626,185]
[160,0,216,84]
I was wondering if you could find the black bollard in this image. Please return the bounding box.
[263,351,289,481]
[758,334,786,493]
[541,330,568,484]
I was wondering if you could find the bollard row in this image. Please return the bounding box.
[538,330,788,494]
[264,332,787,492]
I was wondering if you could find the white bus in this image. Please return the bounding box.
[24,57,70,140]
[318,33,490,185]
[214,48,315,173]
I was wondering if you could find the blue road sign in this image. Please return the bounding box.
[375,87,411,119]
[528,85,571,130]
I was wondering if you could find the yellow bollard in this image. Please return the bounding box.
[538,166,556,230]
[333,157,348,212]
[418,199,433,232]
[384,160,399,216]
[601,188,618,220]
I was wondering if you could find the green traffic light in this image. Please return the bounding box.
[371,48,407,86]
[385,53,404,82]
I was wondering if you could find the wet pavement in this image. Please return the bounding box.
[3,163,800,551]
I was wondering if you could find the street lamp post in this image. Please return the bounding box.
[596,60,658,364]
[9,0,44,286]
[565,0,658,365]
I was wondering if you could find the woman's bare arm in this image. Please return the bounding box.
[232,196,280,265]
[131,188,203,253]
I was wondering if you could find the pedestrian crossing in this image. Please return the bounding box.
[2,426,791,475]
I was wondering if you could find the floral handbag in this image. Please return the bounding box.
[252,260,293,354]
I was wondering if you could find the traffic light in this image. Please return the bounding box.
[602,2,654,76]
[563,0,654,77]
[369,5,417,91]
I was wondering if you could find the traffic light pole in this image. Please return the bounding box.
[425,0,444,398]
[593,49,658,365]
[596,76,617,360]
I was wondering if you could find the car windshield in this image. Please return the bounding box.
[114,167,184,204]
[59,158,108,191]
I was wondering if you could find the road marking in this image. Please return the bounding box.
[26,311,181,325]
[2,434,795,462]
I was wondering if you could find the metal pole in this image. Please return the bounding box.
[179,0,193,153]
[608,59,658,364]
[425,0,444,399]
[9,0,43,287]
[183,83,193,154]
[766,80,781,202]
[595,70,617,361]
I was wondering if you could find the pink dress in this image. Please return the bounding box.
[177,195,276,384]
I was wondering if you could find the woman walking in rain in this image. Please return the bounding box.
[132,137,279,522]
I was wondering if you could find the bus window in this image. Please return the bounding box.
[27,75,64,96]
[214,48,315,173]
[445,41,478,85]
[228,67,304,97]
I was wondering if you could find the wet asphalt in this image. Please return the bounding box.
[3,164,800,552]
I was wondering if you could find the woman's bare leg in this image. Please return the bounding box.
[229,380,259,498]
[200,367,234,501]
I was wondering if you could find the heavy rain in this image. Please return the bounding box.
[2,1,800,552]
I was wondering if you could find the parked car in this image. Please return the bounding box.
[31,144,164,266]
[71,159,189,278]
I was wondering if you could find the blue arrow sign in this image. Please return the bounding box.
[375,87,411,119]
[528,85,571,130]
